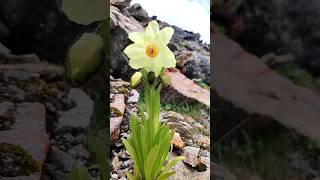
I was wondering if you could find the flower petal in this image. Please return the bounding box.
[123,43,145,59]
[128,32,145,44]
[158,46,176,68]
[158,27,174,45]
[144,61,163,77]
[129,56,151,69]
[145,20,159,37]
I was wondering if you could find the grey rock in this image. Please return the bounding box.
[169,154,210,180]
[0,42,10,55]
[0,101,15,130]
[127,89,139,103]
[111,0,131,9]
[3,70,39,82]
[127,3,151,22]
[51,146,75,171]
[68,144,90,159]
[0,21,9,41]
[4,174,41,180]
[0,0,87,63]
[182,146,200,167]
[240,0,320,74]
[57,88,93,129]
[176,50,210,85]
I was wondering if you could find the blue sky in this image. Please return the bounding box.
[131,0,210,44]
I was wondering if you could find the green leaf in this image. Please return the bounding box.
[126,172,134,180]
[62,0,108,25]
[68,164,92,180]
[66,33,104,85]
[162,156,185,174]
[157,171,176,180]
[90,137,108,180]
[79,166,92,180]
[69,164,80,180]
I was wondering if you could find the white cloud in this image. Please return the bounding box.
[131,0,210,44]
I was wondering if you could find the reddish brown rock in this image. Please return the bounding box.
[162,70,210,107]
[196,135,210,149]
[213,33,320,142]
[0,102,49,164]
[110,94,126,144]
[172,132,185,149]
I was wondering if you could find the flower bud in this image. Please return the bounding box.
[160,74,171,88]
[130,72,143,88]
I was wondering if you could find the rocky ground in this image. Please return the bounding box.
[109,1,211,179]
[0,43,101,179]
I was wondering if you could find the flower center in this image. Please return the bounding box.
[146,44,159,58]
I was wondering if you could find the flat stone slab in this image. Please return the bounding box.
[163,70,210,107]
[213,33,320,142]
[0,102,49,163]
[110,94,126,144]
[57,88,93,129]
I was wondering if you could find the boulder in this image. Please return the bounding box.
[240,0,320,75]
[110,5,143,81]
[0,102,49,164]
[57,88,93,129]
[127,3,151,23]
[0,0,87,64]
[111,0,131,9]
[162,69,210,107]
[213,33,320,142]
[110,94,126,144]
[176,50,210,84]
[169,154,210,180]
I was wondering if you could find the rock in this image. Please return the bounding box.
[127,89,139,103]
[0,53,41,64]
[211,162,237,180]
[5,174,41,180]
[176,50,210,84]
[68,144,90,159]
[0,63,64,81]
[127,3,151,22]
[213,33,320,143]
[0,42,10,55]
[169,155,210,180]
[51,146,75,171]
[196,136,210,149]
[110,5,144,80]
[182,146,200,167]
[0,0,87,63]
[0,101,15,130]
[57,88,93,129]
[0,21,9,41]
[0,102,49,164]
[239,0,320,75]
[172,132,185,149]
[110,94,126,144]
[111,173,119,179]
[3,70,39,82]
[196,156,210,172]
[111,0,131,9]
[162,70,210,107]
[111,155,121,172]
[162,111,193,141]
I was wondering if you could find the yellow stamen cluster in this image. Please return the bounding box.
[146,44,159,58]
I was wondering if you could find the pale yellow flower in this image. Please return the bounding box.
[123,20,176,77]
